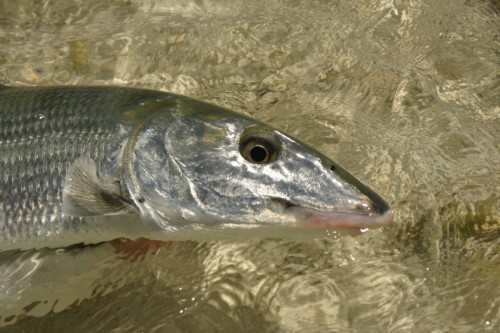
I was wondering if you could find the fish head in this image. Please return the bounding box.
[129,98,394,237]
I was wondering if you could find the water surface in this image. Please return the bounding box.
[0,0,498,332]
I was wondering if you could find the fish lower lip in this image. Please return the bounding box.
[287,207,394,230]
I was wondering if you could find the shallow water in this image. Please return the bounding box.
[0,0,498,332]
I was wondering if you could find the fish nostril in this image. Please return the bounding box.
[330,164,336,172]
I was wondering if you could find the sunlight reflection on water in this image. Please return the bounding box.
[0,0,498,332]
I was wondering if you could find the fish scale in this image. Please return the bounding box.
[0,86,166,244]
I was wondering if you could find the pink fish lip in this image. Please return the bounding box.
[287,207,395,230]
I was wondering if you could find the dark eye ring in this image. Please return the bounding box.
[239,127,281,164]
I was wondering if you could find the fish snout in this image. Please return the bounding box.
[285,161,395,230]
[357,193,392,217]
[328,161,392,216]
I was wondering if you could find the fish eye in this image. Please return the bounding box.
[239,127,281,164]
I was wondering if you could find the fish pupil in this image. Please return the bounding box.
[250,145,268,163]
[239,127,281,164]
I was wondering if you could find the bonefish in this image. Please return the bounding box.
[0,85,393,250]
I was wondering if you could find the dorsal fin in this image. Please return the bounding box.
[62,157,134,217]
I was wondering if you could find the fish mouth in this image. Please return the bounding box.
[277,192,394,231]
[287,206,394,230]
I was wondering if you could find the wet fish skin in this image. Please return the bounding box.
[1,86,167,249]
[0,85,393,250]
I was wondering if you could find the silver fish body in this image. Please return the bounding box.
[0,86,393,250]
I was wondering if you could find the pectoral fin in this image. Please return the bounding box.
[62,157,133,217]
